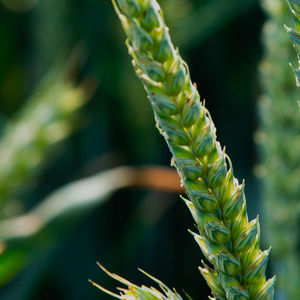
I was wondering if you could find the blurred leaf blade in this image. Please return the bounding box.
[0,166,136,242]
[0,165,181,286]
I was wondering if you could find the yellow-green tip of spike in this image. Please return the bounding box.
[89,262,183,299]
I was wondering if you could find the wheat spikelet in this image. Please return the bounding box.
[109,0,275,298]
[90,262,183,299]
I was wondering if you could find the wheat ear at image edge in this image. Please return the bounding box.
[109,0,276,299]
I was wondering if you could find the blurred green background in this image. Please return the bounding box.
[0,0,268,299]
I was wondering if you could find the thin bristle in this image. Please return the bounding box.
[88,279,122,299]
[90,265,183,299]
[96,261,134,287]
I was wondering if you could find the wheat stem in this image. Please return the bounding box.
[109,0,275,299]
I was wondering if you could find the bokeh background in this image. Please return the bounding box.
[0,0,269,299]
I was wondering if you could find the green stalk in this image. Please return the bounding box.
[285,0,300,86]
[257,0,300,299]
[110,0,275,299]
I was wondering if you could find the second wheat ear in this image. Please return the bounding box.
[110,0,275,299]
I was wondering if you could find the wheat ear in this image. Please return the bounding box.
[109,0,275,299]
[89,262,183,299]
[285,0,300,86]
[257,0,299,298]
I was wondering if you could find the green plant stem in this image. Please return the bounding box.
[257,0,300,299]
[110,0,275,299]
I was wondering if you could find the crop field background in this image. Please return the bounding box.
[0,0,279,299]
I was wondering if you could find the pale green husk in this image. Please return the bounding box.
[110,0,275,299]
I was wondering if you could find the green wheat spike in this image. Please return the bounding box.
[286,0,300,86]
[109,0,275,299]
[89,262,183,299]
[258,0,300,298]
